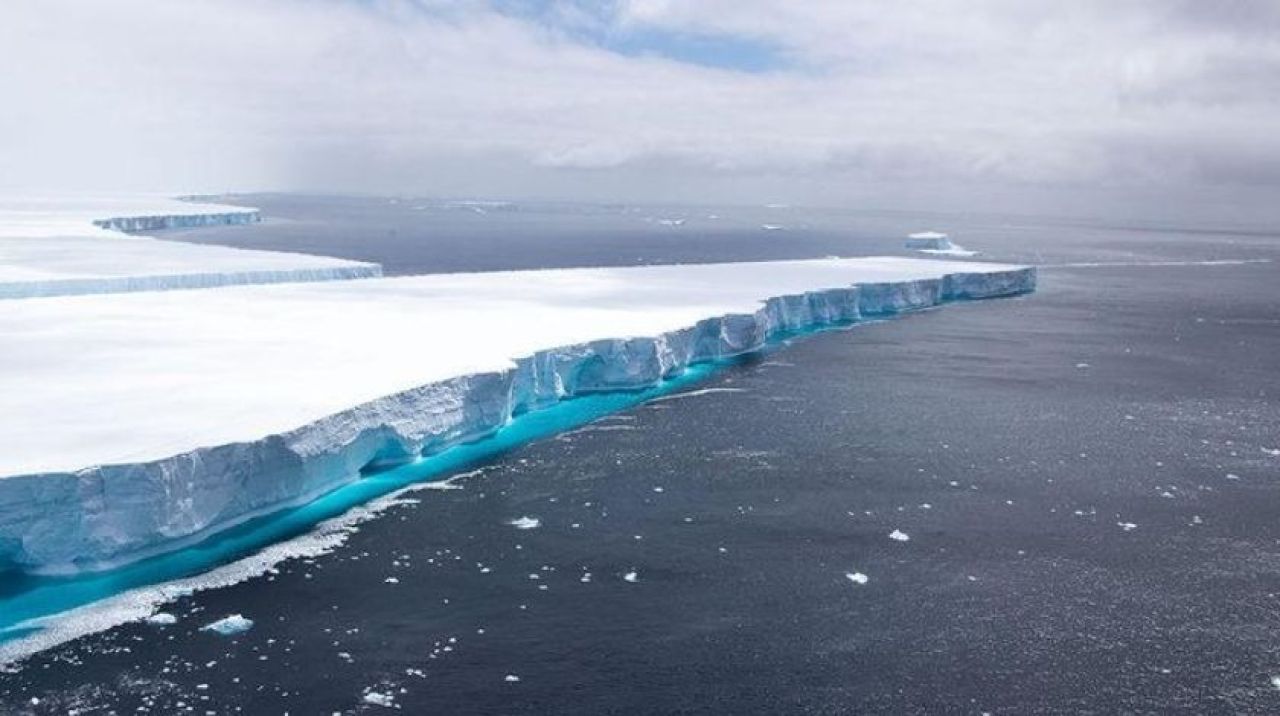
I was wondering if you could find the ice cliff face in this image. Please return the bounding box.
[92,209,262,233]
[905,231,955,251]
[0,266,1034,574]
[0,265,384,300]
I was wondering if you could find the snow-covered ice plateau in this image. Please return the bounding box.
[0,255,1033,573]
[0,198,1034,574]
[0,196,381,298]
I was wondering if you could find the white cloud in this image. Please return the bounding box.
[1,0,1277,217]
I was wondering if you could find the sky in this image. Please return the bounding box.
[2,0,1279,222]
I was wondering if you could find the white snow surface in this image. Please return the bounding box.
[0,256,1033,572]
[0,196,381,298]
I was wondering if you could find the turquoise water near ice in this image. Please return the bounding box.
[0,249,1020,656]
[0,358,739,644]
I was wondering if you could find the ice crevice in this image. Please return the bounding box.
[0,265,1033,575]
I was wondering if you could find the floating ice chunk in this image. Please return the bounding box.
[1117,522,1138,532]
[1263,448,1280,457]
[142,609,177,627]
[508,516,541,530]
[846,572,869,585]
[888,529,911,542]
[914,237,959,252]
[907,231,949,245]
[145,612,177,626]
[504,674,521,682]
[385,577,399,584]
[760,224,785,231]
[201,614,253,636]
[905,231,978,257]
[363,691,396,707]
[623,571,639,583]
[1226,473,1240,481]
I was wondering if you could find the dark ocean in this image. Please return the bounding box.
[2,195,1278,714]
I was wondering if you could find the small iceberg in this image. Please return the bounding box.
[200,614,254,636]
[363,690,397,707]
[508,516,541,530]
[144,612,178,626]
[905,231,978,257]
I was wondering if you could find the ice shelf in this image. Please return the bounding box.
[0,196,382,298]
[0,257,1034,573]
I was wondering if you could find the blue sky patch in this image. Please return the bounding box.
[488,0,791,73]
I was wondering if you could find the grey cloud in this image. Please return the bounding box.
[0,0,1277,222]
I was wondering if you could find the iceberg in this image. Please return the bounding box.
[200,614,254,636]
[0,256,1034,575]
[0,196,382,299]
[905,231,978,257]
[904,231,953,250]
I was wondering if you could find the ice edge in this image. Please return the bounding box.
[0,265,1035,574]
[1,206,384,299]
[92,209,263,233]
[0,264,385,299]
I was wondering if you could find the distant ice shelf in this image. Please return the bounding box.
[0,196,382,298]
[0,257,1034,574]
